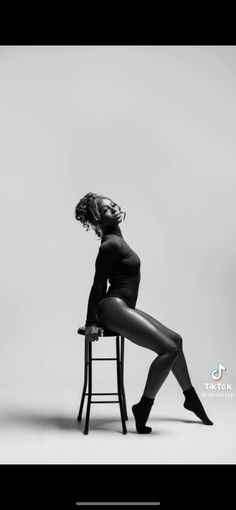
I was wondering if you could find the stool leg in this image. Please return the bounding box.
[116,336,127,434]
[77,336,89,422]
[120,336,128,421]
[84,338,92,435]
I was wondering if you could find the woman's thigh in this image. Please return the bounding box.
[97,297,178,355]
[134,308,181,343]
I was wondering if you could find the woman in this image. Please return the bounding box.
[75,192,213,433]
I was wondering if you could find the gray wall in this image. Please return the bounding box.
[0,45,235,403]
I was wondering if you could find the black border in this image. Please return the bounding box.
[1,464,235,509]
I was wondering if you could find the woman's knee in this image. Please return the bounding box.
[167,342,180,360]
[174,334,183,351]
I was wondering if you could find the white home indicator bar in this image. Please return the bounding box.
[76,503,161,506]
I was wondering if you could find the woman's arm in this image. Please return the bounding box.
[85,239,120,327]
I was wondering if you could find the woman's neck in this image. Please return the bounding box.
[101,224,123,240]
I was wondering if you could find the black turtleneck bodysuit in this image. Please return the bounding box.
[85,226,141,327]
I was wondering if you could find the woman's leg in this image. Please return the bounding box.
[134,308,192,392]
[134,308,213,425]
[98,297,181,432]
[98,297,180,399]
[98,298,213,428]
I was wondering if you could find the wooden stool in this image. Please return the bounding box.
[77,326,128,434]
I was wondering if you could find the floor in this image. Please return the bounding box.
[0,384,235,464]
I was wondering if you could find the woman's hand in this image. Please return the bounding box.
[85,324,104,342]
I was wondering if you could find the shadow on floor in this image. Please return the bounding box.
[0,412,79,430]
[152,416,203,425]
[0,410,202,433]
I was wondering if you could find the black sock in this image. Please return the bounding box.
[132,396,155,434]
[183,386,213,425]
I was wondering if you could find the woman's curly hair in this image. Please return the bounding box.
[74,192,103,240]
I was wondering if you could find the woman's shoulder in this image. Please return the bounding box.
[99,236,122,253]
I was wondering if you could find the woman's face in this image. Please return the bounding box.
[96,197,123,230]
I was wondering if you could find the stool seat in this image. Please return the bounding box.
[77,326,128,435]
[77,326,119,336]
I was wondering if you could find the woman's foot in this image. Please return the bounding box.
[183,386,213,425]
[132,395,154,433]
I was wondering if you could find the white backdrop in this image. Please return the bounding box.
[0,46,235,462]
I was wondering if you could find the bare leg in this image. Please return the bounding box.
[134,309,213,425]
[171,350,192,391]
[98,298,180,399]
[135,308,192,392]
[98,298,213,429]
[98,297,181,433]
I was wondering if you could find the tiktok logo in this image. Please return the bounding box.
[210,362,227,381]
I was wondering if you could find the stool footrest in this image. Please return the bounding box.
[91,357,117,361]
[91,400,119,404]
[85,392,118,395]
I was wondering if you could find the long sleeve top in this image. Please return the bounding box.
[85,233,141,328]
